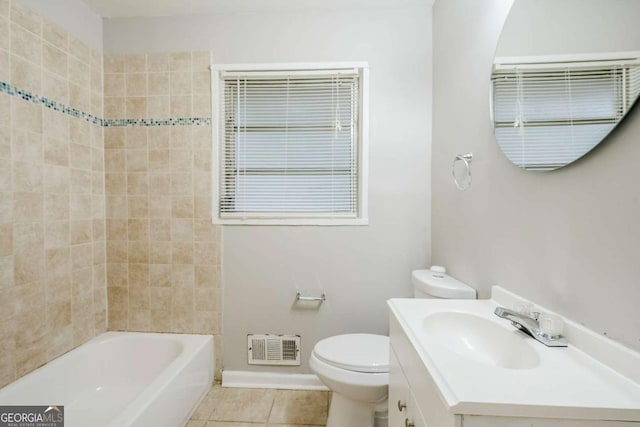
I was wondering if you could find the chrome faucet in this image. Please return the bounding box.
[494,307,568,347]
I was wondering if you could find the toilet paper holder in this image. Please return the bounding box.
[295,291,326,302]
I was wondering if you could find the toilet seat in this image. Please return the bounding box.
[312,334,389,373]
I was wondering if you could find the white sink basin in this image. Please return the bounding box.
[422,311,540,369]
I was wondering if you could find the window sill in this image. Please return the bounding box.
[213,217,369,226]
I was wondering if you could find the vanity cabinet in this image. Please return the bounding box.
[389,313,460,427]
[388,348,428,427]
[388,309,637,427]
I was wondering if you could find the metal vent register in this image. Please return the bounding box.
[247,334,301,365]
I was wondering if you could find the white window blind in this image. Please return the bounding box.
[492,60,640,170]
[216,66,366,223]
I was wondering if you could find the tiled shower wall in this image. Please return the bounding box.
[0,0,106,387]
[0,0,222,387]
[102,52,222,378]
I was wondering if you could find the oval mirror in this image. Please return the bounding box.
[491,0,640,171]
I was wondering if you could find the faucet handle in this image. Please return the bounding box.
[539,313,564,338]
[512,301,534,317]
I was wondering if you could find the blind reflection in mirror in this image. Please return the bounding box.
[491,0,640,171]
[491,55,640,170]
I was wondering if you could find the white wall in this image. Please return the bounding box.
[496,0,640,57]
[22,0,103,51]
[432,0,640,351]
[103,4,432,372]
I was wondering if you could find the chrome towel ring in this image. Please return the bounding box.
[452,153,473,191]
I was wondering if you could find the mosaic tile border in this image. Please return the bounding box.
[103,117,211,127]
[0,81,212,127]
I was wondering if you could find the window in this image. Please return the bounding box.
[491,56,640,170]
[212,63,369,225]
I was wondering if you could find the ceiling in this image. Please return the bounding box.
[82,0,427,18]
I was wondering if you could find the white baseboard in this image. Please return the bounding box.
[222,370,329,391]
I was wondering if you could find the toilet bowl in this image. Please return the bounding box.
[310,267,476,427]
[309,334,389,427]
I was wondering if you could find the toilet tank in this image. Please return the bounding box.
[412,268,476,299]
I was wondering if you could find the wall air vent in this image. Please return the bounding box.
[247,334,301,366]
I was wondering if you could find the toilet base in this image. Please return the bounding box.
[326,393,387,427]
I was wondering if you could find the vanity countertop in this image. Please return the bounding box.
[388,288,640,421]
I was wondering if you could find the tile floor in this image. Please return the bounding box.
[187,385,330,427]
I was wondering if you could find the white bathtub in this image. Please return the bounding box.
[0,332,213,427]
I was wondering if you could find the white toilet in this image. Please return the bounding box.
[310,267,476,427]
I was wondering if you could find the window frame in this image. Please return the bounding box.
[211,62,369,226]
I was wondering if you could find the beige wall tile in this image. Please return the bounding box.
[104,55,124,73]
[0,49,9,84]
[107,263,128,288]
[150,309,171,331]
[126,149,148,172]
[42,72,68,105]
[171,173,192,195]
[149,219,170,241]
[147,54,168,72]
[191,52,210,71]
[70,169,91,194]
[69,83,90,113]
[148,127,170,149]
[10,2,41,36]
[192,72,211,93]
[104,128,125,149]
[148,241,171,263]
[43,42,67,79]
[14,192,43,222]
[104,97,125,120]
[172,242,193,264]
[69,142,91,167]
[13,161,42,193]
[148,73,169,96]
[149,287,171,310]
[170,95,192,117]
[127,196,148,218]
[128,240,149,263]
[68,35,91,64]
[10,23,41,65]
[125,127,147,149]
[170,72,192,95]
[172,196,194,218]
[125,73,147,97]
[0,224,12,256]
[126,173,148,195]
[149,263,171,287]
[44,193,70,222]
[0,17,7,51]
[106,195,128,219]
[42,21,67,52]
[124,54,146,73]
[149,195,171,218]
[104,73,125,97]
[169,52,191,72]
[127,218,149,241]
[69,56,91,89]
[149,149,170,171]
[106,240,127,263]
[147,96,170,118]
[11,55,41,93]
[125,97,147,119]
[193,96,212,117]
[149,173,170,195]
[43,137,69,167]
[12,101,42,134]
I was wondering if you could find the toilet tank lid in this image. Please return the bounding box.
[313,334,389,373]
[412,269,476,299]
